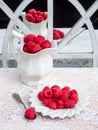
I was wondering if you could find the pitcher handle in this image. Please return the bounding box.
[9,33,22,61]
[14,12,26,35]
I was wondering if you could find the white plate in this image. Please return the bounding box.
[29,79,89,119]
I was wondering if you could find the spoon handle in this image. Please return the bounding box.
[12,93,27,109]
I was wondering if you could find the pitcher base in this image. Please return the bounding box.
[20,76,47,87]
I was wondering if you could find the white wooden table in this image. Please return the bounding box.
[0,68,98,130]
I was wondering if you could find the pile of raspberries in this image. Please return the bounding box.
[23,34,51,54]
[26,9,48,23]
[53,29,65,40]
[38,85,79,110]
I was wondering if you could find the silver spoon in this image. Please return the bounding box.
[12,93,37,120]
[12,93,27,109]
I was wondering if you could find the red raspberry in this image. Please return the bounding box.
[51,85,60,92]
[37,35,45,45]
[42,12,48,20]
[61,86,70,93]
[53,90,62,98]
[42,98,52,106]
[60,92,69,101]
[27,34,35,41]
[26,13,33,22]
[51,85,60,91]
[48,101,57,110]
[25,41,35,52]
[64,99,75,108]
[25,108,36,120]
[24,35,29,43]
[36,11,42,15]
[28,9,36,15]
[69,94,79,104]
[51,85,60,97]
[43,86,50,91]
[57,100,64,109]
[33,13,38,18]
[57,30,64,38]
[33,44,42,53]
[70,89,78,96]
[41,40,51,49]
[51,85,62,98]
[52,97,59,102]
[24,34,36,42]
[30,16,37,23]
[36,15,44,23]
[23,46,29,53]
[44,89,53,98]
[53,30,61,40]
[53,29,57,32]
[38,91,44,101]
[33,37,40,44]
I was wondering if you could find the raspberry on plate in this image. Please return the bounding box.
[48,101,57,110]
[60,92,69,101]
[52,97,59,102]
[64,99,75,109]
[38,91,44,101]
[53,90,62,98]
[44,89,53,98]
[69,94,79,104]
[51,85,62,98]
[70,89,78,96]
[57,100,65,109]
[61,86,70,93]
[37,85,79,110]
[51,85,60,91]
[42,98,52,106]
[43,86,50,91]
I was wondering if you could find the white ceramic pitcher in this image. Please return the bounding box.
[20,12,47,38]
[9,31,57,86]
